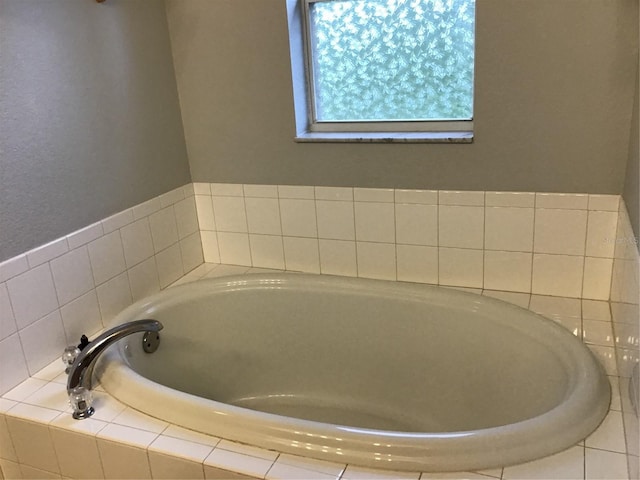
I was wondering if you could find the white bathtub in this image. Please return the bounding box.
[98,274,610,472]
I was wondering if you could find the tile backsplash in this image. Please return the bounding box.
[0,183,633,397]
[0,185,203,395]
[196,184,621,299]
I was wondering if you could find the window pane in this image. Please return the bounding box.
[308,0,475,122]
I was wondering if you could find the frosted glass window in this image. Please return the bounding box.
[306,0,475,124]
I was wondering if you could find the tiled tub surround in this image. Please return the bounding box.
[610,204,640,480]
[0,183,636,479]
[0,265,635,480]
[0,184,204,395]
[195,184,620,300]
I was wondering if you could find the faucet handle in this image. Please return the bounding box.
[77,335,90,351]
[61,346,81,374]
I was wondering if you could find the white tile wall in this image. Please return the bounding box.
[609,199,639,480]
[0,184,626,403]
[0,185,205,396]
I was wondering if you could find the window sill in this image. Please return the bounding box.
[294,131,474,144]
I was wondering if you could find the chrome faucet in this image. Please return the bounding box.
[66,319,163,418]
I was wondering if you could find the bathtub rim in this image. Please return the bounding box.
[97,273,611,472]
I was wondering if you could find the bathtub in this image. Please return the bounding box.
[97,273,610,472]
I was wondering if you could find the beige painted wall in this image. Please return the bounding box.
[166,0,638,193]
[0,0,191,261]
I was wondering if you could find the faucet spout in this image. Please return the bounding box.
[67,319,163,394]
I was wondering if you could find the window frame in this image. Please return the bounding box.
[288,0,475,143]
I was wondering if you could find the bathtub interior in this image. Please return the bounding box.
[112,275,602,434]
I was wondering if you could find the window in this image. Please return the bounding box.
[287,0,475,142]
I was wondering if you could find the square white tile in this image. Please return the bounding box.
[279,199,318,238]
[249,235,285,270]
[396,245,438,284]
[97,438,152,479]
[582,257,613,300]
[356,242,396,280]
[149,451,206,480]
[6,416,60,474]
[180,232,205,273]
[127,257,161,302]
[217,232,252,267]
[354,202,395,243]
[0,335,29,395]
[174,197,200,239]
[7,263,59,330]
[18,310,67,375]
[212,196,248,233]
[95,273,133,324]
[585,410,627,453]
[200,231,221,263]
[50,428,105,480]
[87,231,127,286]
[534,209,588,256]
[50,247,94,307]
[318,240,357,277]
[316,200,355,241]
[584,447,629,480]
[531,254,584,298]
[395,204,437,246]
[0,414,17,462]
[502,445,584,479]
[283,237,320,273]
[582,299,611,321]
[60,291,103,345]
[120,218,155,269]
[195,195,216,231]
[585,211,618,258]
[23,382,69,412]
[149,206,180,253]
[484,207,534,252]
[483,251,532,293]
[439,248,484,288]
[156,243,186,287]
[245,198,282,235]
[439,206,484,249]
